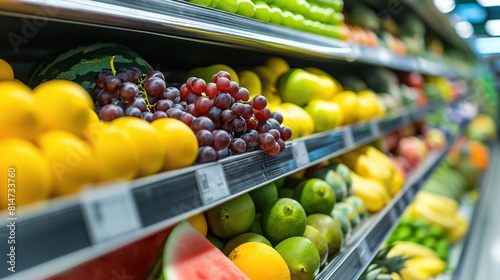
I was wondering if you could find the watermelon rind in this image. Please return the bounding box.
[29,42,154,100]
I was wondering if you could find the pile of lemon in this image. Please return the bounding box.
[0,59,198,210]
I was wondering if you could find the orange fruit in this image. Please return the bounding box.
[223,233,272,256]
[111,117,164,177]
[33,80,94,136]
[228,242,290,280]
[0,81,40,141]
[0,138,52,209]
[37,130,93,197]
[151,118,198,171]
[0,59,14,81]
[85,122,139,183]
[186,212,208,237]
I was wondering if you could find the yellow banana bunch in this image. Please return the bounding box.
[351,172,390,212]
[414,191,458,217]
[388,242,446,280]
[410,191,468,242]
[340,152,392,191]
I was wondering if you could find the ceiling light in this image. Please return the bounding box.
[475,37,500,55]
[477,0,500,7]
[455,21,474,38]
[434,0,456,13]
[486,19,500,36]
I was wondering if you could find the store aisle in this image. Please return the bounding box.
[456,142,500,280]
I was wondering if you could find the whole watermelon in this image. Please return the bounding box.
[29,42,154,100]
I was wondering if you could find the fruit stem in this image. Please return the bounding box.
[110,56,116,76]
[138,77,153,112]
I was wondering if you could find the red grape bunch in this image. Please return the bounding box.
[92,67,292,164]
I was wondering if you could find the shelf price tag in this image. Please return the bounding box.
[80,182,142,244]
[370,121,381,139]
[292,141,310,168]
[195,163,230,205]
[357,240,371,263]
[343,127,354,148]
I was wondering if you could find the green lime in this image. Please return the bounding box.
[399,215,413,227]
[206,233,225,251]
[261,198,307,245]
[436,239,449,260]
[421,236,437,250]
[429,225,445,239]
[236,0,255,17]
[274,177,286,188]
[206,193,256,239]
[294,179,336,215]
[310,167,348,202]
[306,214,344,257]
[249,182,278,213]
[189,0,211,6]
[278,188,295,198]
[303,225,329,267]
[275,237,321,280]
[414,227,431,241]
[223,232,271,256]
[249,213,264,235]
[394,225,413,241]
[330,163,352,195]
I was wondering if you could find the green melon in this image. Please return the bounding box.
[29,42,154,100]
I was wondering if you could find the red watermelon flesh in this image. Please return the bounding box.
[163,221,250,280]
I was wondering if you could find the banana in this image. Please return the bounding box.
[405,256,446,277]
[263,57,290,83]
[351,172,388,212]
[280,103,315,136]
[390,172,405,196]
[415,191,459,216]
[400,267,429,280]
[446,213,468,243]
[387,241,439,259]
[412,201,457,232]
[340,152,392,191]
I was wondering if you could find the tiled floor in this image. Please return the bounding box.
[456,142,500,280]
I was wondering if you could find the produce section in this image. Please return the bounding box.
[0,0,498,280]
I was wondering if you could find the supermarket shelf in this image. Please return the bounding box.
[403,0,475,58]
[0,0,463,76]
[317,132,462,280]
[0,102,447,279]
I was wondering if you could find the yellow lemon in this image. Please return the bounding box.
[228,242,290,280]
[151,118,198,171]
[111,117,164,177]
[332,91,358,125]
[0,138,52,209]
[33,80,94,136]
[0,81,40,141]
[0,59,14,81]
[85,123,139,183]
[186,212,208,237]
[37,130,93,197]
[87,109,99,125]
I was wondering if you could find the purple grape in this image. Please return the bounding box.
[269,129,281,141]
[214,92,232,109]
[186,103,200,117]
[129,98,147,112]
[146,70,165,81]
[125,107,142,118]
[166,108,183,119]
[235,87,250,101]
[231,103,245,117]
[180,113,195,126]
[221,109,234,123]
[197,146,217,164]
[145,77,166,96]
[230,138,246,154]
[194,97,214,116]
[268,118,281,131]
[142,111,154,122]
[155,99,174,112]
[97,89,116,106]
[241,130,259,147]
[191,116,214,133]
[271,112,284,124]
[105,75,122,92]
[119,82,139,103]
[242,104,254,119]
[152,111,167,121]
[100,104,124,122]
[196,129,214,147]
[251,95,267,110]
[231,116,246,133]
[256,121,272,133]
[258,133,276,150]
[174,104,185,111]
[217,148,230,159]
[280,126,292,141]
[212,130,231,151]
[207,106,222,124]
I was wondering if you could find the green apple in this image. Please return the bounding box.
[277,68,337,106]
[332,0,344,12]
[309,20,323,35]
[296,0,311,17]
[215,0,238,13]
[274,0,289,9]
[281,11,295,28]
[190,0,212,6]
[269,6,284,25]
[209,0,218,8]
[310,5,323,22]
[304,19,315,32]
[236,0,255,17]
[305,100,343,132]
[253,2,271,22]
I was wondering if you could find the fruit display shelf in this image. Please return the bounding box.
[0,0,465,77]
[316,123,467,280]
[0,100,449,279]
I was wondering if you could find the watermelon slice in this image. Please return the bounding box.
[163,221,250,280]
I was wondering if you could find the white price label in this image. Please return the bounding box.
[343,127,354,148]
[292,141,310,167]
[357,240,371,263]
[195,164,230,205]
[370,121,381,139]
[80,182,142,244]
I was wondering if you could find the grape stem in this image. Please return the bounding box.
[137,77,153,112]
[110,56,117,76]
